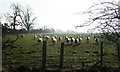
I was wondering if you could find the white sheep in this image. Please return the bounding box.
[65,36,70,43]
[75,38,79,44]
[38,37,43,44]
[39,34,42,38]
[78,37,82,43]
[86,36,90,43]
[58,37,62,41]
[54,35,57,39]
[94,37,99,44]
[64,36,67,41]
[46,35,50,40]
[34,34,37,39]
[70,37,75,43]
[51,37,57,45]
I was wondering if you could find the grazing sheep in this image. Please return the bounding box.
[39,34,42,38]
[67,37,70,43]
[70,37,75,43]
[94,37,99,44]
[38,37,43,44]
[51,37,57,45]
[58,37,62,41]
[75,38,79,44]
[86,36,90,43]
[64,36,68,39]
[46,35,50,40]
[78,37,82,43]
[54,35,57,39]
[65,36,70,43]
[64,36,67,41]
[34,34,37,39]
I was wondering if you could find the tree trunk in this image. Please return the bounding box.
[13,16,16,31]
[27,27,30,33]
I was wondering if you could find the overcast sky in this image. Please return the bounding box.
[0,0,119,33]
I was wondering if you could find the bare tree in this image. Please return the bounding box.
[8,3,22,30]
[20,7,36,33]
[5,13,22,29]
[76,0,120,68]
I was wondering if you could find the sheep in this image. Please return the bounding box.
[64,36,67,41]
[51,37,57,45]
[94,37,99,44]
[70,37,75,43]
[64,36,68,39]
[39,34,42,38]
[75,38,79,44]
[86,36,90,43]
[34,34,37,39]
[64,36,70,43]
[46,35,50,40]
[54,35,57,39]
[78,37,82,43]
[58,37,62,41]
[38,37,43,44]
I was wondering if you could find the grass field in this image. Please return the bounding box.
[2,33,118,71]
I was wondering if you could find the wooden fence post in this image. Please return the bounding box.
[100,42,103,67]
[41,41,47,70]
[59,42,64,69]
[117,43,120,71]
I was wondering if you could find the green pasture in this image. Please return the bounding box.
[2,33,118,70]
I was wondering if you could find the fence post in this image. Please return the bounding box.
[41,41,47,70]
[100,42,103,67]
[117,43,120,71]
[59,42,64,69]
